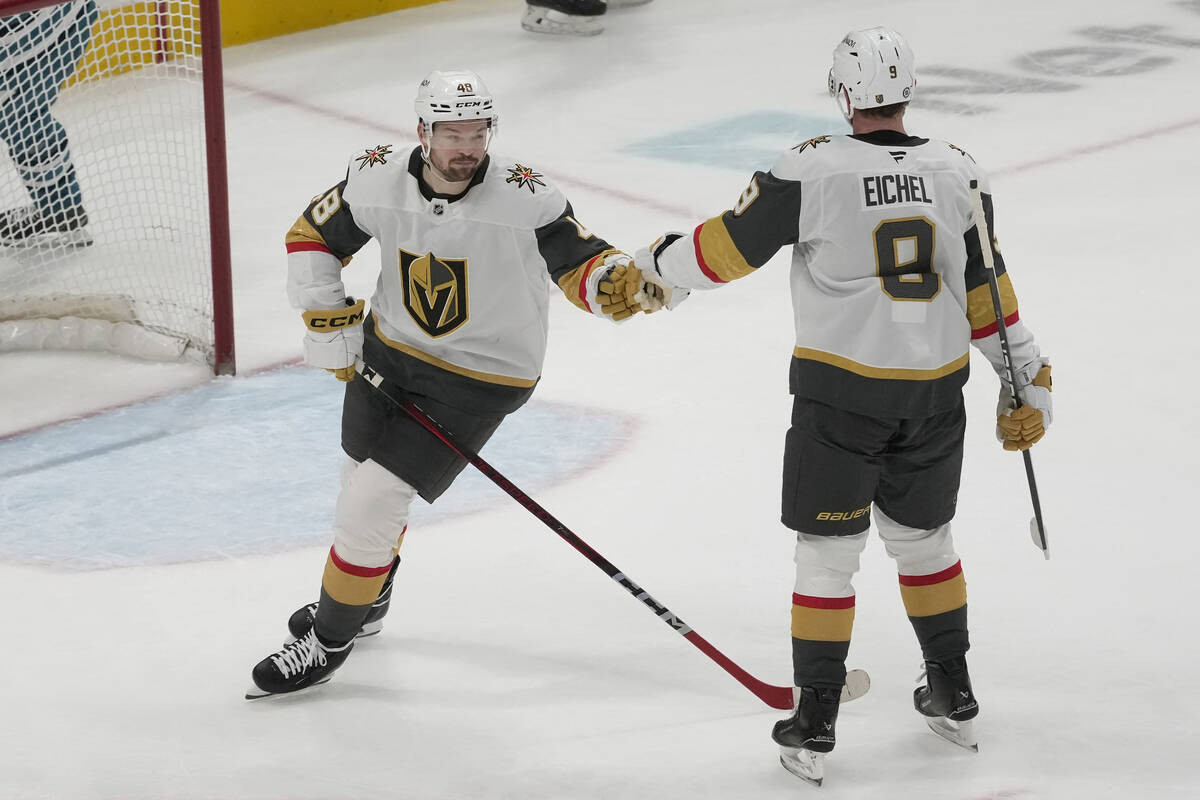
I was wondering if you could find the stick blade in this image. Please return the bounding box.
[1029,516,1049,560]
[788,668,871,708]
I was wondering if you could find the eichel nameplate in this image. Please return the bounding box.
[398,249,469,337]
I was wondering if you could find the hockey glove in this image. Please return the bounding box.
[594,255,642,322]
[633,243,690,312]
[996,360,1052,451]
[301,297,365,381]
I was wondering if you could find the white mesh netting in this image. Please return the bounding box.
[0,0,220,365]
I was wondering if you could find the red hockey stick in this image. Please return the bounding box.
[355,360,796,710]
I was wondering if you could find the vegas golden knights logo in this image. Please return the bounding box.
[398,249,469,337]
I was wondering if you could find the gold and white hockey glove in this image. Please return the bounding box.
[633,242,690,313]
[594,256,643,322]
[996,359,1052,451]
[301,297,365,381]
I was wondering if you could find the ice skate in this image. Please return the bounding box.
[245,629,353,699]
[914,656,979,751]
[0,205,91,248]
[521,0,605,36]
[772,685,841,786]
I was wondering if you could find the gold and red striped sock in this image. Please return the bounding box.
[899,560,969,661]
[789,592,855,688]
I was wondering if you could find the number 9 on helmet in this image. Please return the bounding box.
[828,27,916,122]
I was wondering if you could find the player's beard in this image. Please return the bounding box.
[433,154,481,183]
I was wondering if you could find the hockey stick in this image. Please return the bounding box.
[353,360,802,710]
[968,180,1050,560]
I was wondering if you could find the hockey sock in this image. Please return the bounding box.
[789,593,854,688]
[315,546,393,645]
[898,560,969,661]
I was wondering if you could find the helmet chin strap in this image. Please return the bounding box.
[419,120,433,162]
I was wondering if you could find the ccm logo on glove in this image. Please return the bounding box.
[302,298,366,331]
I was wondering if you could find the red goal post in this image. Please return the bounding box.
[0,0,234,374]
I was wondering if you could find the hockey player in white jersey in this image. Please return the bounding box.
[247,69,649,699]
[618,27,1054,784]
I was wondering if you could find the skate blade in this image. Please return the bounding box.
[243,675,332,701]
[925,717,978,752]
[0,229,93,249]
[520,8,604,36]
[779,746,824,786]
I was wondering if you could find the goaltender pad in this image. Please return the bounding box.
[0,0,234,373]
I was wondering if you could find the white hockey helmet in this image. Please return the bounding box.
[828,27,916,122]
[414,69,499,155]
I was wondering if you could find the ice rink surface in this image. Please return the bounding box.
[2,0,1200,797]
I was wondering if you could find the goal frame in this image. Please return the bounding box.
[0,0,235,374]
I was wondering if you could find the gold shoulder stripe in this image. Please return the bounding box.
[373,313,538,388]
[966,272,1018,332]
[286,215,325,247]
[285,215,353,267]
[793,347,969,380]
[695,216,756,283]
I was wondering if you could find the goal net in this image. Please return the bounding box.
[0,0,233,373]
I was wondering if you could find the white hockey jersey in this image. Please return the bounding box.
[648,130,1041,418]
[286,145,622,414]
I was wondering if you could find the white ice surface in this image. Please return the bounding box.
[2,0,1200,797]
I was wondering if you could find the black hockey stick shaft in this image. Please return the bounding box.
[968,180,1049,559]
[355,361,794,710]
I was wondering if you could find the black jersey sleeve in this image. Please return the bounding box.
[962,190,1019,338]
[285,177,372,263]
[687,170,803,283]
[536,201,623,313]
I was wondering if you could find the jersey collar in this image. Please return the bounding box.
[850,130,929,147]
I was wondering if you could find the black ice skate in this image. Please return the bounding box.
[245,629,353,699]
[286,556,399,641]
[0,205,91,248]
[521,0,606,36]
[914,656,980,751]
[771,685,841,786]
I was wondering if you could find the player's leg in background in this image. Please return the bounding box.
[521,0,607,36]
[0,2,98,242]
[520,0,653,36]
